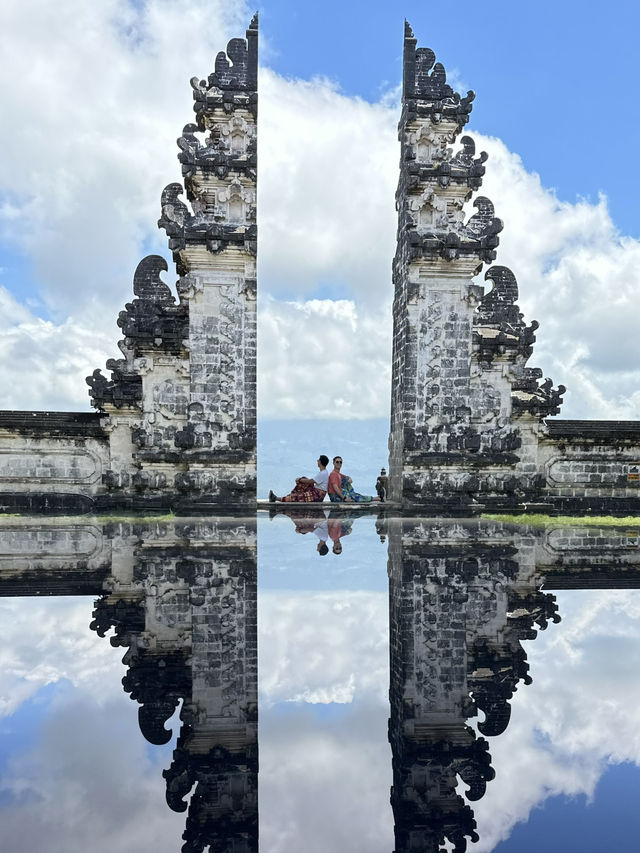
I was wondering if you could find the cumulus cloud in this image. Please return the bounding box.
[0,596,185,852]
[0,288,115,409]
[472,589,640,851]
[0,597,124,716]
[0,0,639,422]
[259,589,389,706]
[258,296,391,419]
[3,565,640,850]
[259,702,393,853]
[477,137,640,420]
[0,690,184,853]
[0,0,251,319]
[259,68,397,302]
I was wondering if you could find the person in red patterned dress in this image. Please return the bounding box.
[269,455,329,503]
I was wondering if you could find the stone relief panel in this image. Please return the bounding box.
[0,447,103,485]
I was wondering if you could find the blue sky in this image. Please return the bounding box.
[260,0,640,236]
[1,0,640,421]
[493,762,640,852]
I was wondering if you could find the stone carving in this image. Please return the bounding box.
[88,519,258,853]
[2,19,640,514]
[386,517,562,852]
[402,21,475,124]
[389,24,570,510]
[82,17,258,508]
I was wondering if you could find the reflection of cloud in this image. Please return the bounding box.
[3,580,640,850]
[259,590,388,706]
[0,598,183,852]
[260,702,393,853]
[0,689,183,853]
[472,590,640,852]
[0,598,124,716]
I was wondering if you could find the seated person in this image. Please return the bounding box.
[327,456,381,503]
[269,455,329,503]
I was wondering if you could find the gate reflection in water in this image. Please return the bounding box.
[1,512,640,851]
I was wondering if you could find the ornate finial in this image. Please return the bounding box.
[483,266,519,307]
[401,25,475,126]
[132,255,173,302]
[249,11,259,31]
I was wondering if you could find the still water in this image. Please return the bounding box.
[1,510,640,851]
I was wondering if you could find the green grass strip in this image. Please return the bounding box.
[483,513,640,528]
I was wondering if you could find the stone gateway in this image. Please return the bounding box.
[0,16,259,512]
[388,23,640,514]
[0,18,639,513]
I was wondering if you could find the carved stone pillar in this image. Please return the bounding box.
[88,16,258,509]
[389,24,563,511]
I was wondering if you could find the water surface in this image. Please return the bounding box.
[1,512,640,851]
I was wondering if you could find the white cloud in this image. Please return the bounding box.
[0,0,251,320]
[259,703,393,853]
[472,589,640,851]
[258,69,397,302]
[0,597,124,715]
[258,589,388,706]
[3,569,640,850]
[258,296,391,419]
[0,691,184,853]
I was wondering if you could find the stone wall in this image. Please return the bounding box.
[540,420,640,514]
[387,24,640,514]
[0,17,259,512]
[0,411,110,513]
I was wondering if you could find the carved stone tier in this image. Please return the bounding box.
[83,16,259,509]
[388,24,565,512]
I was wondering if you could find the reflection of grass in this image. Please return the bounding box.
[483,513,640,528]
[95,513,176,522]
[0,512,176,524]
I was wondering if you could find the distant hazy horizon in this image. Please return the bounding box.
[258,418,388,500]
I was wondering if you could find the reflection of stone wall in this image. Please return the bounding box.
[1,514,640,848]
[381,515,640,850]
[387,518,554,852]
[0,516,110,595]
[0,517,259,849]
[92,518,258,853]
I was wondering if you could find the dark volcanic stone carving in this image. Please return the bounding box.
[87,255,188,411]
[402,21,475,126]
[474,265,565,418]
[190,13,259,125]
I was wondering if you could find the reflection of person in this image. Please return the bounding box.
[284,507,330,555]
[327,517,353,555]
[269,455,329,503]
[327,456,381,503]
[312,519,330,556]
